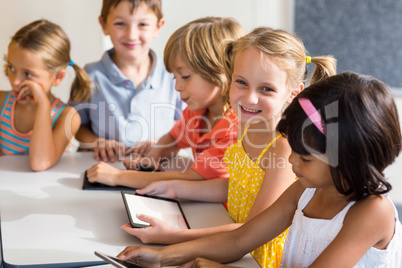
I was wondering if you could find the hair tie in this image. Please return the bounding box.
[306,56,311,64]
[68,60,74,67]
[298,98,325,135]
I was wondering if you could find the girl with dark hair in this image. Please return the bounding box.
[116,72,402,267]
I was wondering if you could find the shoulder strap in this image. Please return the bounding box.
[50,98,66,128]
[240,124,250,141]
[0,91,13,118]
[256,134,282,164]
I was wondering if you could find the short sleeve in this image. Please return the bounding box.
[191,146,230,179]
[169,113,189,149]
[190,122,237,179]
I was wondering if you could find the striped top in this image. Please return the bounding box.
[0,91,66,155]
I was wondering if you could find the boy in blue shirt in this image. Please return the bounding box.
[71,0,185,162]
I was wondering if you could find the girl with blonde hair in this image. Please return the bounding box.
[0,19,91,170]
[118,27,336,268]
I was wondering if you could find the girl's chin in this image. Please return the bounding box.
[239,116,264,125]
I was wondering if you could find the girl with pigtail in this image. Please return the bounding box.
[0,19,91,171]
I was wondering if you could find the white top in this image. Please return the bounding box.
[280,188,402,268]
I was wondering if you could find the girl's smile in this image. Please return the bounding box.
[229,47,296,126]
[239,104,262,114]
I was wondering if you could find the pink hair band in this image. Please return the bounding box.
[298,98,325,135]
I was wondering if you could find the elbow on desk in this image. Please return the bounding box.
[30,158,54,172]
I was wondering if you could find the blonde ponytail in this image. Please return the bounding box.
[69,63,91,102]
[309,56,337,85]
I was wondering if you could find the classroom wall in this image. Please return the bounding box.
[0,0,293,102]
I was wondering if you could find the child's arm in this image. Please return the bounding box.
[30,104,80,171]
[86,132,201,188]
[19,79,79,171]
[117,181,304,266]
[119,139,295,244]
[120,179,230,244]
[136,179,229,202]
[86,162,205,189]
[310,195,396,267]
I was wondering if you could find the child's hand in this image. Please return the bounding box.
[123,154,159,171]
[86,162,121,186]
[126,139,157,156]
[117,245,163,267]
[16,80,48,104]
[94,137,126,163]
[121,214,182,244]
[180,258,231,268]
[136,181,177,199]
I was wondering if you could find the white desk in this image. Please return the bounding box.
[0,152,259,268]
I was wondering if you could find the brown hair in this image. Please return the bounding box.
[6,19,91,102]
[100,0,163,22]
[164,17,245,94]
[222,27,337,115]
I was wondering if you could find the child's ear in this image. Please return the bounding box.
[53,69,67,87]
[153,18,166,38]
[286,82,304,104]
[98,16,109,35]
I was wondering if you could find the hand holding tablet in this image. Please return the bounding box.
[121,191,189,229]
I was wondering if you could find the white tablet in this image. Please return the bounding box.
[121,191,189,229]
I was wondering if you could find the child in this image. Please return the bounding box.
[70,0,185,163]
[119,27,336,268]
[86,17,245,188]
[0,19,91,171]
[116,72,402,268]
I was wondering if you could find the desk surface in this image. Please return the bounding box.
[0,152,259,268]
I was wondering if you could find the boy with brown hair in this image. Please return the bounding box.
[71,0,185,162]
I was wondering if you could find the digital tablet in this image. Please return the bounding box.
[82,166,163,191]
[121,191,189,229]
[82,170,135,191]
[95,251,146,268]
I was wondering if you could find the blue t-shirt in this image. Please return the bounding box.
[70,49,185,147]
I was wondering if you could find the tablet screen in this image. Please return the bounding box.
[121,191,189,229]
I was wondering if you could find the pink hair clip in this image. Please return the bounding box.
[298,98,325,135]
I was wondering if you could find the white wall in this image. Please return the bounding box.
[0,0,293,102]
[0,0,104,102]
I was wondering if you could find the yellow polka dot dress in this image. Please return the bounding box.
[223,127,288,268]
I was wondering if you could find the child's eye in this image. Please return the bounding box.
[25,72,33,78]
[114,22,125,27]
[261,87,275,92]
[181,75,190,79]
[7,65,15,72]
[235,79,247,86]
[139,23,149,27]
[300,156,311,163]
